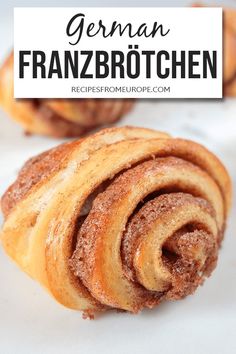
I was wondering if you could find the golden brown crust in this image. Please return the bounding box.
[0,126,232,316]
[1,126,168,218]
[0,52,134,137]
[1,141,74,217]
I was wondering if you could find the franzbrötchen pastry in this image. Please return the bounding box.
[0,126,232,318]
[0,52,134,138]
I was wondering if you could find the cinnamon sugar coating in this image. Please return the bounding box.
[1,142,74,217]
[0,126,232,317]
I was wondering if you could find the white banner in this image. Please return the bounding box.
[14,7,222,98]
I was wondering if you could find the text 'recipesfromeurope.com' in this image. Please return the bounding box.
[71,85,171,94]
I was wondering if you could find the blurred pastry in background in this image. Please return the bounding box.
[0,52,134,138]
[193,4,236,96]
[223,8,236,96]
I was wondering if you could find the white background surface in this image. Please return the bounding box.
[0,1,236,354]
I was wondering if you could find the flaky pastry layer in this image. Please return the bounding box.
[0,126,232,317]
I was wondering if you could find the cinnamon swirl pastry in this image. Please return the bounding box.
[0,126,232,317]
[193,4,236,96]
[0,52,134,137]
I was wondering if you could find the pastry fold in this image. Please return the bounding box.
[0,52,134,137]
[0,126,232,316]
